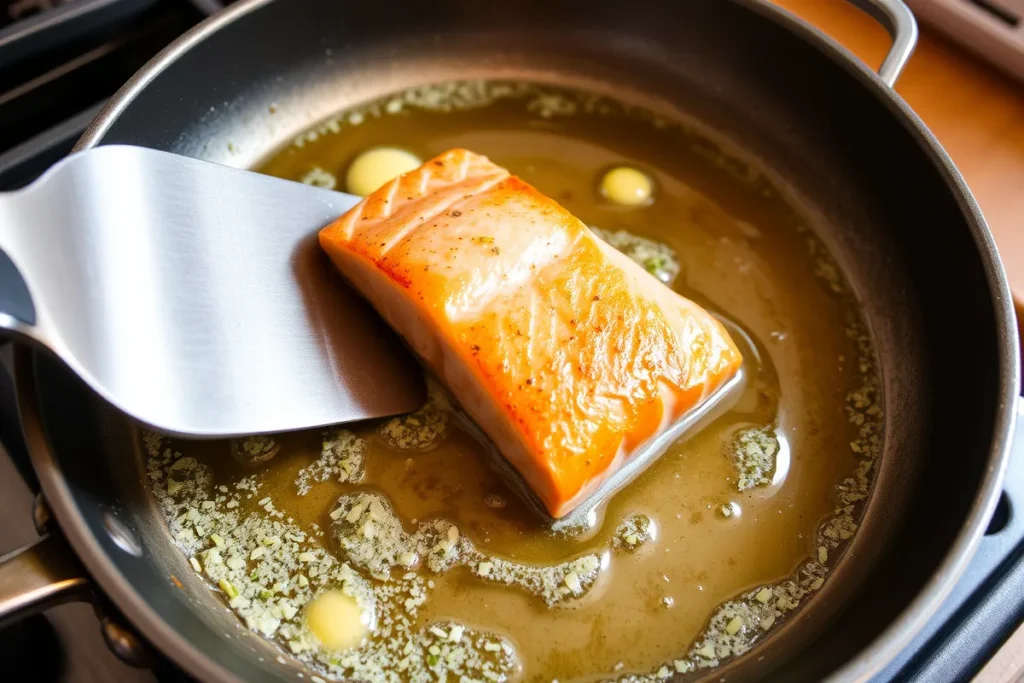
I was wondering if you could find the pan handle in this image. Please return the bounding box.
[847,0,919,86]
[0,494,154,667]
[0,529,89,629]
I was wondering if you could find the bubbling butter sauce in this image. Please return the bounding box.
[146,81,882,682]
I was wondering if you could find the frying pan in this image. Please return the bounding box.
[0,0,1018,681]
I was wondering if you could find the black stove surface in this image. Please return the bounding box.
[0,0,217,187]
[0,2,1021,681]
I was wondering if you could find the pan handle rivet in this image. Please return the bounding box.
[101,617,153,668]
[32,493,51,535]
[103,513,142,557]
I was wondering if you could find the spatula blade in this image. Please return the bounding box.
[0,145,425,437]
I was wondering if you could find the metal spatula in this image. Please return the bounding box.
[0,145,426,438]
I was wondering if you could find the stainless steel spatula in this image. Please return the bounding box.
[0,145,426,437]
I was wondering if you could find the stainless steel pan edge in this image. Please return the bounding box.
[9,343,248,683]
[675,1,1019,679]
[0,0,1015,682]
[750,3,1019,678]
[709,9,1020,681]
[76,0,272,153]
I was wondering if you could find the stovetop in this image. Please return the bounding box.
[0,1,1021,681]
[0,0,227,188]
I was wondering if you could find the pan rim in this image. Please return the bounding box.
[735,3,1020,680]
[12,345,248,683]
[44,0,1019,681]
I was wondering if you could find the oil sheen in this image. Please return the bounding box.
[149,82,881,681]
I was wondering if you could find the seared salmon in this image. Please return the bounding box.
[319,149,742,518]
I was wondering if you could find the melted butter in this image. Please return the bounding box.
[163,83,873,680]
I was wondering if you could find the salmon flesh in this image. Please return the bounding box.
[319,149,742,519]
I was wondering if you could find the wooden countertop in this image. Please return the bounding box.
[773,0,1024,327]
[772,3,1024,681]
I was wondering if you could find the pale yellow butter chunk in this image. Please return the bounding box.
[304,588,372,651]
[600,166,654,206]
[346,147,421,197]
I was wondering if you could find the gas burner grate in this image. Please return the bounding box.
[0,0,228,188]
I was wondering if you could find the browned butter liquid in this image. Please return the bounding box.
[174,84,873,679]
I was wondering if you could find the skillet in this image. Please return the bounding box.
[0,0,1018,681]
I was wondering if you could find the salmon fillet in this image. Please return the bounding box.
[319,149,742,518]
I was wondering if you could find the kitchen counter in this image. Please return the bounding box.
[772,2,1024,681]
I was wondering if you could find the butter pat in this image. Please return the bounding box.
[304,588,372,651]
[346,147,421,197]
[600,166,654,206]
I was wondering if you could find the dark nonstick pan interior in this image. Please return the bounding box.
[13,0,1016,681]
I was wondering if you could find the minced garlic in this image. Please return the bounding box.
[230,435,279,466]
[379,379,450,450]
[300,166,337,190]
[296,429,366,495]
[613,513,655,551]
[730,427,779,491]
[590,227,680,284]
[330,491,602,606]
[146,433,516,683]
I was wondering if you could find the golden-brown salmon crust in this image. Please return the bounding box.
[320,149,742,518]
